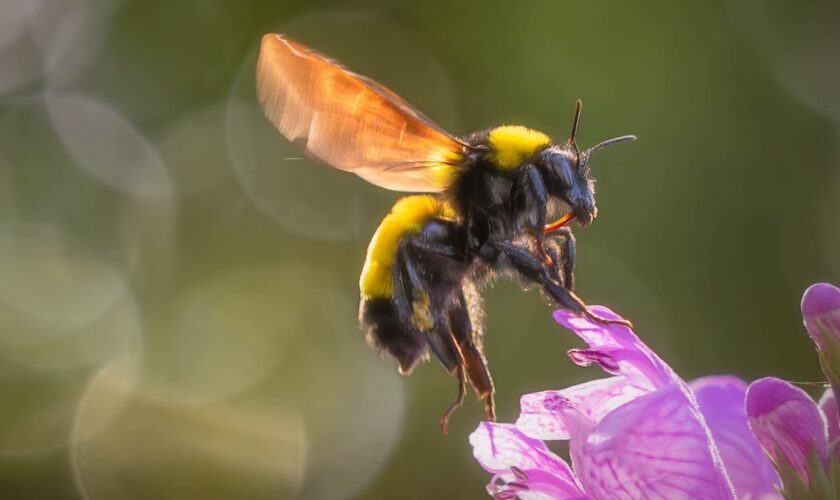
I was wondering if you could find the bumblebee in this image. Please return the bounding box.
[256,34,635,432]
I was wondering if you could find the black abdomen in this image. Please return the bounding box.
[359,297,429,375]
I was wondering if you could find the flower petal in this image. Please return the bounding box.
[801,283,840,401]
[746,377,829,485]
[555,307,672,390]
[557,382,736,499]
[801,283,840,348]
[469,422,585,498]
[552,307,736,498]
[516,376,651,440]
[819,388,839,446]
[488,469,589,500]
[691,376,782,499]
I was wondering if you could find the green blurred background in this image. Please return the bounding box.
[0,0,838,498]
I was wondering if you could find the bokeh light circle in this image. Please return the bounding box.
[70,263,405,500]
[45,91,174,199]
[0,222,143,456]
[72,368,306,500]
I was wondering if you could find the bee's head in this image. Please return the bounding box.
[539,100,635,227]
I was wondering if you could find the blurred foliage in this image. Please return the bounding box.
[0,0,838,498]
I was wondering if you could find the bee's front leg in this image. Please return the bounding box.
[545,227,576,291]
[489,239,632,330]
[490,240,582,310]
[517,164,548,260]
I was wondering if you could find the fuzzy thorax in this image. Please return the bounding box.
[487,125,550,169]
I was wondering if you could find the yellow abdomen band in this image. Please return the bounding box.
[360,196,456,299]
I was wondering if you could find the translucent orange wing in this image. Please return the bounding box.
[256,34,469,193]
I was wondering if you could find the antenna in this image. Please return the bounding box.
[587,135,637,154]
[568,99,582,146]
[580,135,637,166]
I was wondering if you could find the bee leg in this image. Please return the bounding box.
[395,222,467,372]
[396,225,486,431]
[491,240,633,330]
[545,227,576,291]
[542,235,629,328]
[448,289,495,418]
[518,164,548,258]
[485,392,496,422]
[440,362,466,435]
[401,229,497,427]
[491,240,581,310]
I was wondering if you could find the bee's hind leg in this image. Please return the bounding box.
[394,224,495,432]
[428,286,496,434]
[392,228,464,373]
[440,362,466,435]
[447,287,496,422]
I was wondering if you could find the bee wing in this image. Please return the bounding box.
[256,34,469,193]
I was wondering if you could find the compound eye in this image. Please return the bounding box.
[551,154,575,190]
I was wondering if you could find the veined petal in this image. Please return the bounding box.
[555,307,672,390]
[819,388,839,446]
[558,382,736,500]
[552,307,736,498]
[516,376,651,440]
[691,376,782,499]
[746,377,829,486]
[488,469,589,500]
[470,422,585,498]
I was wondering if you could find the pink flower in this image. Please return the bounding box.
[470,306,780,499]
[802,283,840,454]
[801,282,840,417]
[802,283,840,352]
[741,283,840,497]
[745,378,831,495]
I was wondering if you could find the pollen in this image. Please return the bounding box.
[488,125,550,169]
[411,291,435,331]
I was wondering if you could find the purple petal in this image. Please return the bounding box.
[552,306,737,497]
[558,382,737,499]
[488,469,589,500]
[691,376,782,499]
[555,307,673,390]
[801,283,840,348]
[469,422,585,498]
[818,388,840,451]
[517,376,651,440]
[746,377,829,485]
